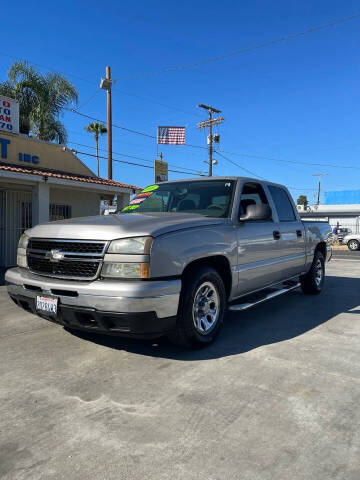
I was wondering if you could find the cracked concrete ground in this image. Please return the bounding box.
[0,256,359,479]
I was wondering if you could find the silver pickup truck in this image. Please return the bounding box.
[6,177,332,348]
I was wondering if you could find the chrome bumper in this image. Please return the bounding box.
[5,268,181,319]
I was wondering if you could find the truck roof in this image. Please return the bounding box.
[155,176,288,190]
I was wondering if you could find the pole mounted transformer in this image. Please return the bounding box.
[197,104,224,176]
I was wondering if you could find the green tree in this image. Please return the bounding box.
[0,60,78,144]
[297,195,308,207]
[84,122,107,177]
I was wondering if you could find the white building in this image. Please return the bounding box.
[298,204,360,233]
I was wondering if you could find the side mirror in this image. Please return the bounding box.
[239,204,272,222]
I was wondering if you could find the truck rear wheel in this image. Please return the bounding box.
[168,266,226,348]
[300,250,325,295]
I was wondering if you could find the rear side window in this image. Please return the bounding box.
[239,182,271,219]
[268,186,296,222]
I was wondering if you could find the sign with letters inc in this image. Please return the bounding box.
[0,96,19,134]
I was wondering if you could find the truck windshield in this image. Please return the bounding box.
[120,180,235,218]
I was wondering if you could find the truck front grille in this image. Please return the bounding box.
[28,239,105,254]
[27,239,107,280]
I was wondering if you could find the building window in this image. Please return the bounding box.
[50,204,72,221]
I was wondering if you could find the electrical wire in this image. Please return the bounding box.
[117,13,360,79]
[217,148,360,171]
[2,13,359,119]
[214,150,316,191]
[78,89,101,109]
[74,150,205,176]
[67,107,360,174]
[65,108,156,138]
[0,53,200,119]
[214,150,265,179]
[67,141,206,174]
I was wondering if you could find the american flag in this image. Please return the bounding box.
[157,126,186,145]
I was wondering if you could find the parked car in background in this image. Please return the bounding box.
[343,233,360,251]
[6,177,332,348]
[337,227,352,244]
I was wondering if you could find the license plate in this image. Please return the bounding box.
[36,295,58,315]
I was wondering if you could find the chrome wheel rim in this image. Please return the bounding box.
[349,241,358,250]
[192,281,220,335]
[315,259,323,287]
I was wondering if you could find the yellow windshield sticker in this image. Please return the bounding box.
[121,204,140,212]
[142,184,159,193]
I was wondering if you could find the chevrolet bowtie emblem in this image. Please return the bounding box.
[45,249,65,263]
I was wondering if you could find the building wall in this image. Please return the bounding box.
[50,187,101,218]
[0,131,95,176]
[49,188,131,218]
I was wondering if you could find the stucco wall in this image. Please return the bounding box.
[0,131,95,176]
[49,188,130,218]
[50,187,101,218]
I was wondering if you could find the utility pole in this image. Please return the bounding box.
[100,67,113,180]
[312,173,328,205]
[197,104,224,176]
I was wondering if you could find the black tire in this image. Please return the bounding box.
[300,250,325,295]
[168,266,226,349]
[347,239,360,251]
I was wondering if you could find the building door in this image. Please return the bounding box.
[0,190,32,267]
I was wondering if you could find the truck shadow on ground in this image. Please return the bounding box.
[67,275,360,361]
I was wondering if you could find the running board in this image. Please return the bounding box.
[228,282,301,312]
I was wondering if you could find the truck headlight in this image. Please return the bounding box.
[101,262,150,279]
[17,234,29,268]
[107,237,153,254]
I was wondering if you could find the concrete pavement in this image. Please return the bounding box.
[0,259,359,479]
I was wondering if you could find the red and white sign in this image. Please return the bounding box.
[0,96,19,134]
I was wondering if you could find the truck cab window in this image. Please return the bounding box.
[268,186,296,222]
[239,182,270,219]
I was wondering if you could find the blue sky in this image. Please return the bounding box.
[2,0,360,202]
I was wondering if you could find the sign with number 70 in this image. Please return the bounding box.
[0,96,19,134]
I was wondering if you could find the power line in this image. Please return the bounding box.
[117,13,360,79]
[74,150,205,176]
[214,150,265,179]
[112,88,201,118]
[0,53,201,119]
[214,150,316,191]
[65,108,156,138]
[67,107,360,173]
[217,148,360,170]
[67,141,206,174]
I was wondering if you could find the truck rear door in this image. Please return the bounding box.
[267,185,306,279]
[234,181,284,296]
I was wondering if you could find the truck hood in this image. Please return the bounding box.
[27,212,229,240]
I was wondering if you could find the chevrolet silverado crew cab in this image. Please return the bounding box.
[6,177,332,348]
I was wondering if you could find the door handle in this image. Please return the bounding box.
[273,230,281,240]
[296,230,303,237]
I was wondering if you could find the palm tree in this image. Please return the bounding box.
[0,60,78,143]
[84,122,107,177]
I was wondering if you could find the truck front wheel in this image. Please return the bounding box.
[169,266,226,348]
[300,250,325,295]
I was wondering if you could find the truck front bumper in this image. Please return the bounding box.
[5,268,180,338]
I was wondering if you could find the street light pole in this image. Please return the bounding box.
[106,66,112,180]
